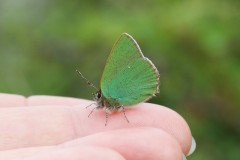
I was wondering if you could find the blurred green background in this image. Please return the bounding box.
[0,0,239,159]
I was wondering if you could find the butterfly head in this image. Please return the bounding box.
[93,89,104,109]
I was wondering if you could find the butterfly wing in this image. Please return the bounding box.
[101,33,160,106]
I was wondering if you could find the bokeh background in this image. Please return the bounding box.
[0,0,239,159]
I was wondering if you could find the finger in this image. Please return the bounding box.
[62,127,183,160]
[0,93,26,108]
[0,146,54,160]
[28,95,192,154]
[27,95,84,107]
[0,146,125,160]
[0,128,182,160]
[0,97,191,154]
[25,146,125,160]
[0,94,84,107]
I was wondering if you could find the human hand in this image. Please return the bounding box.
[0,93,195,160]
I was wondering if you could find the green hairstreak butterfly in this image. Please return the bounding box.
[77,33,160,125]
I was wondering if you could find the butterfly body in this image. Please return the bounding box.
[93,33,160,113]
[93,90,122,112]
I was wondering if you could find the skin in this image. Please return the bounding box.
[0,93,192,160]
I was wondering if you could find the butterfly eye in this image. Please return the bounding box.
[97,92,101,98]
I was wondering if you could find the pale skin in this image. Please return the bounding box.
[0,93,192,160]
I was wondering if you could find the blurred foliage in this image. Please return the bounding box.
[0,0,240,159]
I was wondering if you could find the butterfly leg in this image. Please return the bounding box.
[121,106,129,123]
[86,103,96,109]
[105,111,108,126]
[86,102,97,118]
[88,107,97,118]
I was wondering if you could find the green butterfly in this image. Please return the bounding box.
[77,33,160,125]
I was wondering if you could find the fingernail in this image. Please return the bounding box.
[183,155,187,160]
[187,136,196,156]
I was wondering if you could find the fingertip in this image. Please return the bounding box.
[187,136,196,156]
[136,103,192,154]
[101,103,192,155]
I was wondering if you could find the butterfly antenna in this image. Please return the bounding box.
[76,69,98,90]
